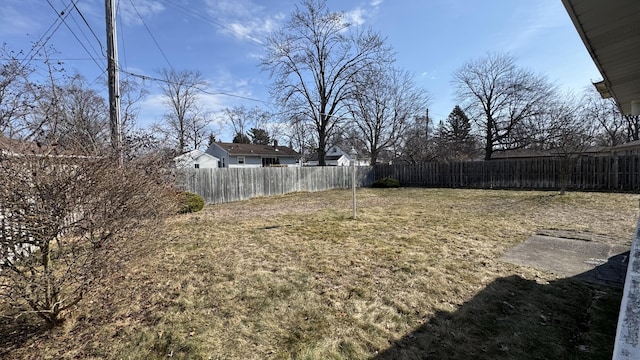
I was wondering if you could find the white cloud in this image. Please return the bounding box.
[420,71,436,80]
[204,0,284,43]
[342,0,384,28]
[117,0,165,26]
[344,8,367,26]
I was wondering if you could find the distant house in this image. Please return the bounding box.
[305,146,354,166]
[205,141,299,168]
[610,140,640,156]
[174,149,220,169]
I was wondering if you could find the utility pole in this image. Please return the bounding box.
[425,108,430,139]
[105,0,122,160]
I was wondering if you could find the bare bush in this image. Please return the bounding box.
[0,142,176,327]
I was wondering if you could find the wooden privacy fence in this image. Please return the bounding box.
[374,155,640,191]
[177,166,374,204]
[178,155,640,204]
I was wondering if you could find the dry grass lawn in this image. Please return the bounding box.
[1,188,638,359]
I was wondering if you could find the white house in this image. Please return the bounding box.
[205,141,300,168]
[174,149,220,169]
[305,146,354,166]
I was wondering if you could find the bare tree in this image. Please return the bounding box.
[581,86,627,146]
[284,113,316,160]
[262,0,390,165]
[543,92,597,194]
[221,106,270,141]
[625,114,640,142]
[185,108,213,150]
[0,145,176,327]
[349,66,428,165]
[158,69,206,153]
[119,75,149,137]
[453,53,555,160]
[56,73,110,152]
[0,46,35,137]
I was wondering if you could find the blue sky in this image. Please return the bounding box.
[1,0,602,141]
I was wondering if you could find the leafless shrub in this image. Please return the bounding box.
[0,142,177,327]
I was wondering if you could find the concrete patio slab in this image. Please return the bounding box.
[501,232,630,288]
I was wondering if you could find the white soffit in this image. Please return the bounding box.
[562,0,640,115]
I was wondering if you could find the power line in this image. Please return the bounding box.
[120,69,270,104]
[127,0,174,71]
[70,0,106,56]
[0,58,101,61]
[18,1,76,70]
[45,0,106,74]
[155,0,265,45]
[116,0,129,72]
[64,3,104,64]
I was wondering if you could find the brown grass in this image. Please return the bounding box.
[1,188,637,359]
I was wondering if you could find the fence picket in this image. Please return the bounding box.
[178,155,640,204]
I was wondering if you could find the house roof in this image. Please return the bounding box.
[491,146,610,160]
[562,0,640,115]
[174,149,219,162]
[611,139,640,150]
[0,135,74,157]
[214,142,299,157]
[173,149,220,162]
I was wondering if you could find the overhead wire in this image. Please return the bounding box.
[116,0,129,76]
[154,0,265,45]
[115,3,268,105]
[18,0,76,71]
[127,0,175,72]
[70,1,106,57]
[45,0,106,75]
[120,69,270,104]
[63,3,105,66]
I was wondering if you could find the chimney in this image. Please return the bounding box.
[273,139,279,149]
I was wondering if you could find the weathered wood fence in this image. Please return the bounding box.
[375,155,640,191]
[177,166,374,204]
[178,155,640,204]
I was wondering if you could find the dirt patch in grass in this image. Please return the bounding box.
[1,189,637,359]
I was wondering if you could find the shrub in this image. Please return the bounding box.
[179,191,205,213]
[372,177,401,188]
[0,150,176,327]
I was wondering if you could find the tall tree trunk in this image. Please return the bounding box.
[484,118,494,161]
[318,135,327,166]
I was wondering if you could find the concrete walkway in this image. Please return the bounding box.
[501,230,630,288]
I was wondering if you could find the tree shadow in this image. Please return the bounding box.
[372,253,627,360]
[0,315,49,358]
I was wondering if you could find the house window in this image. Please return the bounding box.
[237,156,245,165]
[194,163,200,169]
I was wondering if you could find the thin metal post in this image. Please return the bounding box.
[351,147,357,219]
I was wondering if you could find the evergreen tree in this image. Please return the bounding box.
[232,132,251,144]
[443,105,472,142]
[248,128,271,145]
[207,132,217,147]
[440,105,477,160]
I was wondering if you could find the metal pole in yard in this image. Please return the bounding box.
[351,147,357,219]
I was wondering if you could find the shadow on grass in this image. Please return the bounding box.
[372,256,626,360]
[0,316,48,358]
